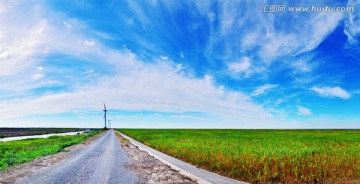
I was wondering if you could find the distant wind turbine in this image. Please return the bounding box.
[108,119,111,129]
[103,102,107,129]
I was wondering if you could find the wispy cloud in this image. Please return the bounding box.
[195,0,345,78]
[0,17,48,77]
[0,1,108,93]
[252,84,278,97]
[35,66,44,71]
[290,55,318,74]
[160,56,169,60]
[345,0,360,43]
[31,73,45,81]
[228,57,251,75]
[311,86,351,99]
[85,40,95,46]
[297,106,312,116]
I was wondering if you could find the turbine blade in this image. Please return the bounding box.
[103,102,107,110]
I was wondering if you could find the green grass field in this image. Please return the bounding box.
[0,130,103,170]
[119,129,360,183]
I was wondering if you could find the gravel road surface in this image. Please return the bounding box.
[15,131,137,184]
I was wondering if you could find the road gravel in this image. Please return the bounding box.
[15,131,137,184]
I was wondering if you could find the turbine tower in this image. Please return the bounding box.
[103,102,107,129]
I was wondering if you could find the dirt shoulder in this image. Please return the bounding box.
[114,130,197,184]
[0,131,107,184]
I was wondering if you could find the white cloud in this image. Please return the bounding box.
[0,1,120,100]
[35,66,44,71]
[0,1,281,128]
[0,49,277,126]
[0,4,72,78]
[255,7,343,61]
[0,2,279,127]
[228,57,251,74]
[259,12,343,61]
[0,16,48,76]
[191,1,345,77]
[345,0,360,42]
[31,73,45,81]
[290,55,317,74]
[160,55,168,60]
[85,40,95,46]
[252,84,278,96]
[297,106,312,116]
[311,86,351,99]
[180,52,184,58]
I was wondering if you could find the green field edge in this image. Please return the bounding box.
[0,129,105,171]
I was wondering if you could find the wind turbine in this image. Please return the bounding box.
[108,119,111,129]
[103,102,107,129]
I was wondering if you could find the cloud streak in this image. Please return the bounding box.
[345,0,360,42]
[311,86,351,99]
[194,0,345,78]
[297,106,312,116]
[31,73,45,81]
[252,84,278,97]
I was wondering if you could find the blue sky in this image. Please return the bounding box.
[0,0,359,128]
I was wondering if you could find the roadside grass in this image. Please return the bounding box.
[118,129,360,183]
[0,130,103,170]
